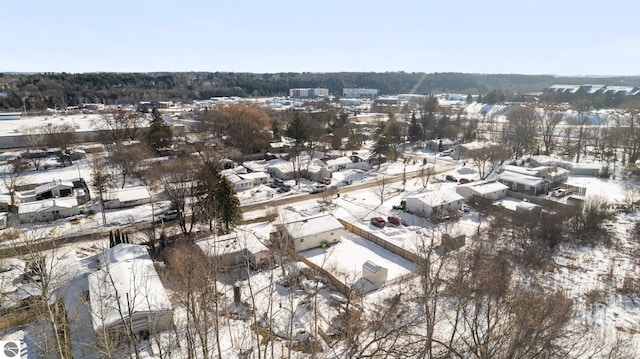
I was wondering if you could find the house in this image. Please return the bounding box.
[425,138,455,152]
[325,156,353,172]
[17,197,79,223]
[568,162,601,176]
[238,171,271,186]
[527,155,565,168]
[104,186,151,209]
[497,171,551,196]
[453,141,501,160]
[196,231,271,269]
[536,166,570,183]
[34,180,74,200]
[277,214,344,252]
[350,150,383,167]
[455,180,509,201]
[405,190,464,219]
[88,244,173,341]
[221,170,254,191]
[0,212,7,230]
[266,159,295,180]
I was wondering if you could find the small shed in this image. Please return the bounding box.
[362,260,388,287]
[104,186,151,209]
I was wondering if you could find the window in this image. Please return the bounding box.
[524,185,530,190]
[300,238,304,243]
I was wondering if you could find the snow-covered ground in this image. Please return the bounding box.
[1,150,639,357]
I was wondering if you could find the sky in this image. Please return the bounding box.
[3,0,640,76]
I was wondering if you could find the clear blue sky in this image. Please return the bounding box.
[3,0,639,76]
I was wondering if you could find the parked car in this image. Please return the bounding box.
[445,175,457,182]
[387,215,405,226]
[277,185,291,193]
[320,177,332,185]
[309,185,326,194]
[458,178,471,184]
[370,217,386,228]
[158,209,179,222]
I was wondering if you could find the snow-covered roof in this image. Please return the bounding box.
[497,171,545,187]
[196,230,268,257]
[460,180,509,195]
[284,214,344,239]
[501,164,540,177]
[34,179,74,195]
[457,140,501,151]
[239,171,270,181]
[267,159,294,171]
[221,171,244,184]
[105,186,151,202]
[326,156,353,167]
[88,244,172,332]
[516,201,540,211]
[17,197,78,214]
[406,189,464,207]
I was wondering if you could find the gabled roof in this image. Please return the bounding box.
[88,244,172,332]
[459,180,509,195]
[34,180,74,195]
[196,231,268,257]
[284,214,344,238]
[406,190,464,207]
[17,197,78,214]
[326,156,353,166]
[497,171,545,187]
[105,186,151,202]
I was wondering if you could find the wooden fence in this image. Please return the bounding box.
[337,219,419,264]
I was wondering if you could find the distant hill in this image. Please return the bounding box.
[1,71,640,111]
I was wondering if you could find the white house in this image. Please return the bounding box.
[104,186,151,209]
[88,244,173,340]
[266,159,295,180]
[405,190,464,219]
[278,214,344,252]
[238,171,270,186]
[455,180,509,201]
[196,231,271,269]
[425,138,455,152]
[325,156,353,172]
[222,171,254,192]
[17,197,79,223]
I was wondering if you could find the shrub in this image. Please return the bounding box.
[0,228,21,241]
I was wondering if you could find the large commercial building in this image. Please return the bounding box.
[289,88,329,99]
[342,88,378,98]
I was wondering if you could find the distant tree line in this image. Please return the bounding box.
[2,71,640,111]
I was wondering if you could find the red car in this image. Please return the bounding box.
[370,217,386,228]
[387,215,406,226]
